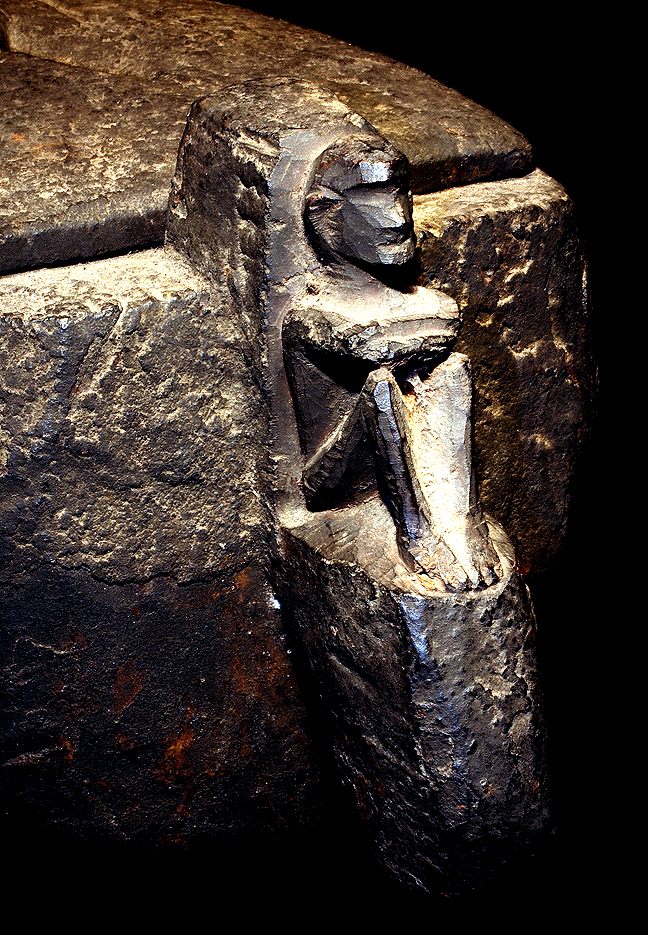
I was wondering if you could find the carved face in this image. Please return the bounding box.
[305,139,415,266]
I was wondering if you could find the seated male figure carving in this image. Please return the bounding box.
[164,82,550,891]
[283,137,502,591]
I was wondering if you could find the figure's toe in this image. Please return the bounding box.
[479,561,497,587]
[408,524,502,592]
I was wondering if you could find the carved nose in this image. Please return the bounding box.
[385,202,408,226]
[386,194,413,229]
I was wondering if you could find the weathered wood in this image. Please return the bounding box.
[0,0,531,271]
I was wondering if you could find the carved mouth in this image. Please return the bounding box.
[382,227,413,243]
[376,238,415,263]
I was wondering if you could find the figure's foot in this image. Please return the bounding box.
[406,541,448,591]
[408,512,502,592]
[458,510,503,587]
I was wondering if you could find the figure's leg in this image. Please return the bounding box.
[363,370,426,547]
[365,358,502,590]
[302,400,368,504]
[400,355,502,588]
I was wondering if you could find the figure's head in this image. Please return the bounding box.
[304,138,415,267]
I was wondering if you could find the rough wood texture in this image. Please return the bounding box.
[0,0,531,271]
[0,16,591,886]
[0,51,191,273]
[280,512,549,893]
[0,248,319,840]
[414,170,594,573]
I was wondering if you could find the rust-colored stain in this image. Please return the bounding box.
[113,661,143,715]
[12,137,68,154]
[228,638,294,708]
[239,725,250,759]
[59,737,74,765]
[233,566,253,599]
[213,566,295,707]
[161,705,197,780]
[165,725,195,767]
[115,732,137,751]
[229,652,260,698]
[176,780,201,817]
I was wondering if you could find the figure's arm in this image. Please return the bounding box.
[364,358,502,590]
[284,304,501,590]
[287,288,460,370]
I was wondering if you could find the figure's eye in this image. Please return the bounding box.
[344,183,398,196]
[342,184,406,208]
